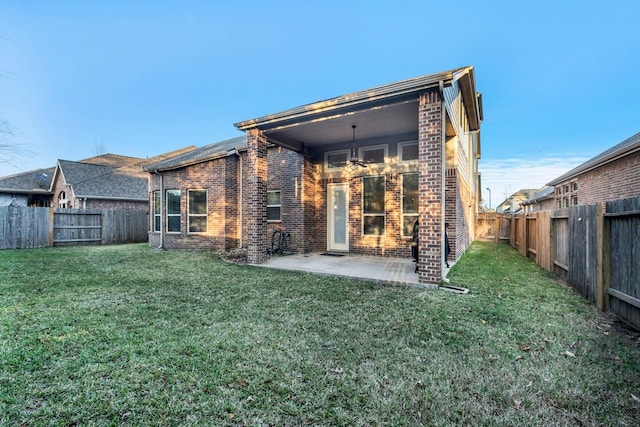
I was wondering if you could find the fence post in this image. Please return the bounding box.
[549,211,556,273]
[596,202,610,311]
[48,208,54,247]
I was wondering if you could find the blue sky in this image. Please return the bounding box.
[1,1,638,206]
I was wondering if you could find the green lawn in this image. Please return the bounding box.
[1,242,638,426]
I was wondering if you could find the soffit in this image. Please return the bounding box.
[264,98,420,149]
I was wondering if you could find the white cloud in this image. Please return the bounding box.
[480,156,587,206]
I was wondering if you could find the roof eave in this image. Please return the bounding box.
[143,149,239,173]
[547,142,640,185]
[234,68,468,131]
[74,195,148,202]
[454,67,482,131]
[0,188,52,195]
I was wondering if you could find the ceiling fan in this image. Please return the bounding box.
[349,125,368,168]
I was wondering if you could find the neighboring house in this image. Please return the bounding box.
[147,66,483,285]
[521,186,555,213]
[495,189,538,214]
[0,167,55,207]
[50,154,152,210]
[547,131,640,208]
[0,149,196,210]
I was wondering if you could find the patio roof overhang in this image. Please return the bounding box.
[234,66,481,152]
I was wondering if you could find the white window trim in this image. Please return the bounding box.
[187,189,207,234]
[398,140,419,164]
[362,175,386,236]
[59,191,68,209]
[358,144,388,167]
[166,189,181,233]
[324,149,351,172]
[267,190,282,223]
[401,173,419,237]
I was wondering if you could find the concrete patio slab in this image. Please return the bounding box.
[258,252,454,288]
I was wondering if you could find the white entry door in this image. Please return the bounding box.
[327,183,349,252]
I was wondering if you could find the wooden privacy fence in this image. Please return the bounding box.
[475,212,512,242]
[0,207,148,249]
[507,195,640,329]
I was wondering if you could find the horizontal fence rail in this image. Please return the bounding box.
[0,207,148,249]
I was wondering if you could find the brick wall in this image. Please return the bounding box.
[85,199,148,211]
[266,146,305,253]
[575,151,640,205]
[445,169,457,261]
[418,90,443,285]
[147,157,236,250]
[246,130,268,264]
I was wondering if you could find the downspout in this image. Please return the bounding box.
[439,80,450,284]
[157,172,164,249]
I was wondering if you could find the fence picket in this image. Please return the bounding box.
[0,207,148,249]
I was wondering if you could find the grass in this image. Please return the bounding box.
[1,242,639,426]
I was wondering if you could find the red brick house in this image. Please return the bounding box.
[547,131,640,208]
[145,67,483,285]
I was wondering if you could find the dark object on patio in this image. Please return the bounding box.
[269,230,292,256]
[444,222,450,268]
[411,220,419,273]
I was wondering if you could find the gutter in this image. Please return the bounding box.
[142,149,238,173]
[234,68,466,131]
[547,143,640,186]
[72,195,148,202]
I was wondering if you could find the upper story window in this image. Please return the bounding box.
[58,191,68,209]
[152,191,161,232]
[398,141,419,163]
[166,189,181,233]
[188,190,207,233]
[267,190,281,222]
[325,150,350,171]
[572,182,578,191]
[358,145,388,166]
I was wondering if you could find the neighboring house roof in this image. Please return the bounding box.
[547,131,640,185]
[0,167,55,194]
[78,153,146,168]
[56,159,149,201]
[496,189,538,213]
[521,186,555,206]
[142,136,247,172]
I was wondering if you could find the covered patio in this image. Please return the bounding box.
[259,252,455,289]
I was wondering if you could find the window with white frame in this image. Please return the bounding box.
[267,190,281,222]
[58,191,68,209]
[402,173,419,237]
[188,189,207,233]
[324,150,350,171]
[358,144,388,166]
[166,189,181,232]
[398,141,419,163]
[153,191,161,232]
[363,176,385,235]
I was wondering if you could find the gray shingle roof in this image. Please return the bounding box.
[0,167,55,193]
[142,136,247,172]
[58,160,148,200]
[548,132,640,185]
